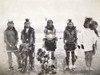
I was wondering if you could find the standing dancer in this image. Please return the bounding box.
[21,19,35,70]
[63,19,77,70]
[43,19,57,74]
[81,17,97,71]
[4,21,22,70]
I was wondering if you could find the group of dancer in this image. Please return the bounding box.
[4,17,99,74]
[64,18,98,71]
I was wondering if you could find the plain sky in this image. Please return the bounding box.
[0,0,100,32]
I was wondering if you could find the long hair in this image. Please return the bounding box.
[6,27,18,37]
[90,21,99,37]
[84,17,92,28]
[46,20,54,30]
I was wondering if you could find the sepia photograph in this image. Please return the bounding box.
[0,0,100,75]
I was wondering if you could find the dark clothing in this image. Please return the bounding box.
[64,26,77,43]
[44,25,57,51]
[64,43,76,51]
[64,26,77,66]
[44,38,57,51]
[65,51,77,65]
[64,26,77,51]
[4,27,18,50]
[21,27,35,68]
[21,27,35,47]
